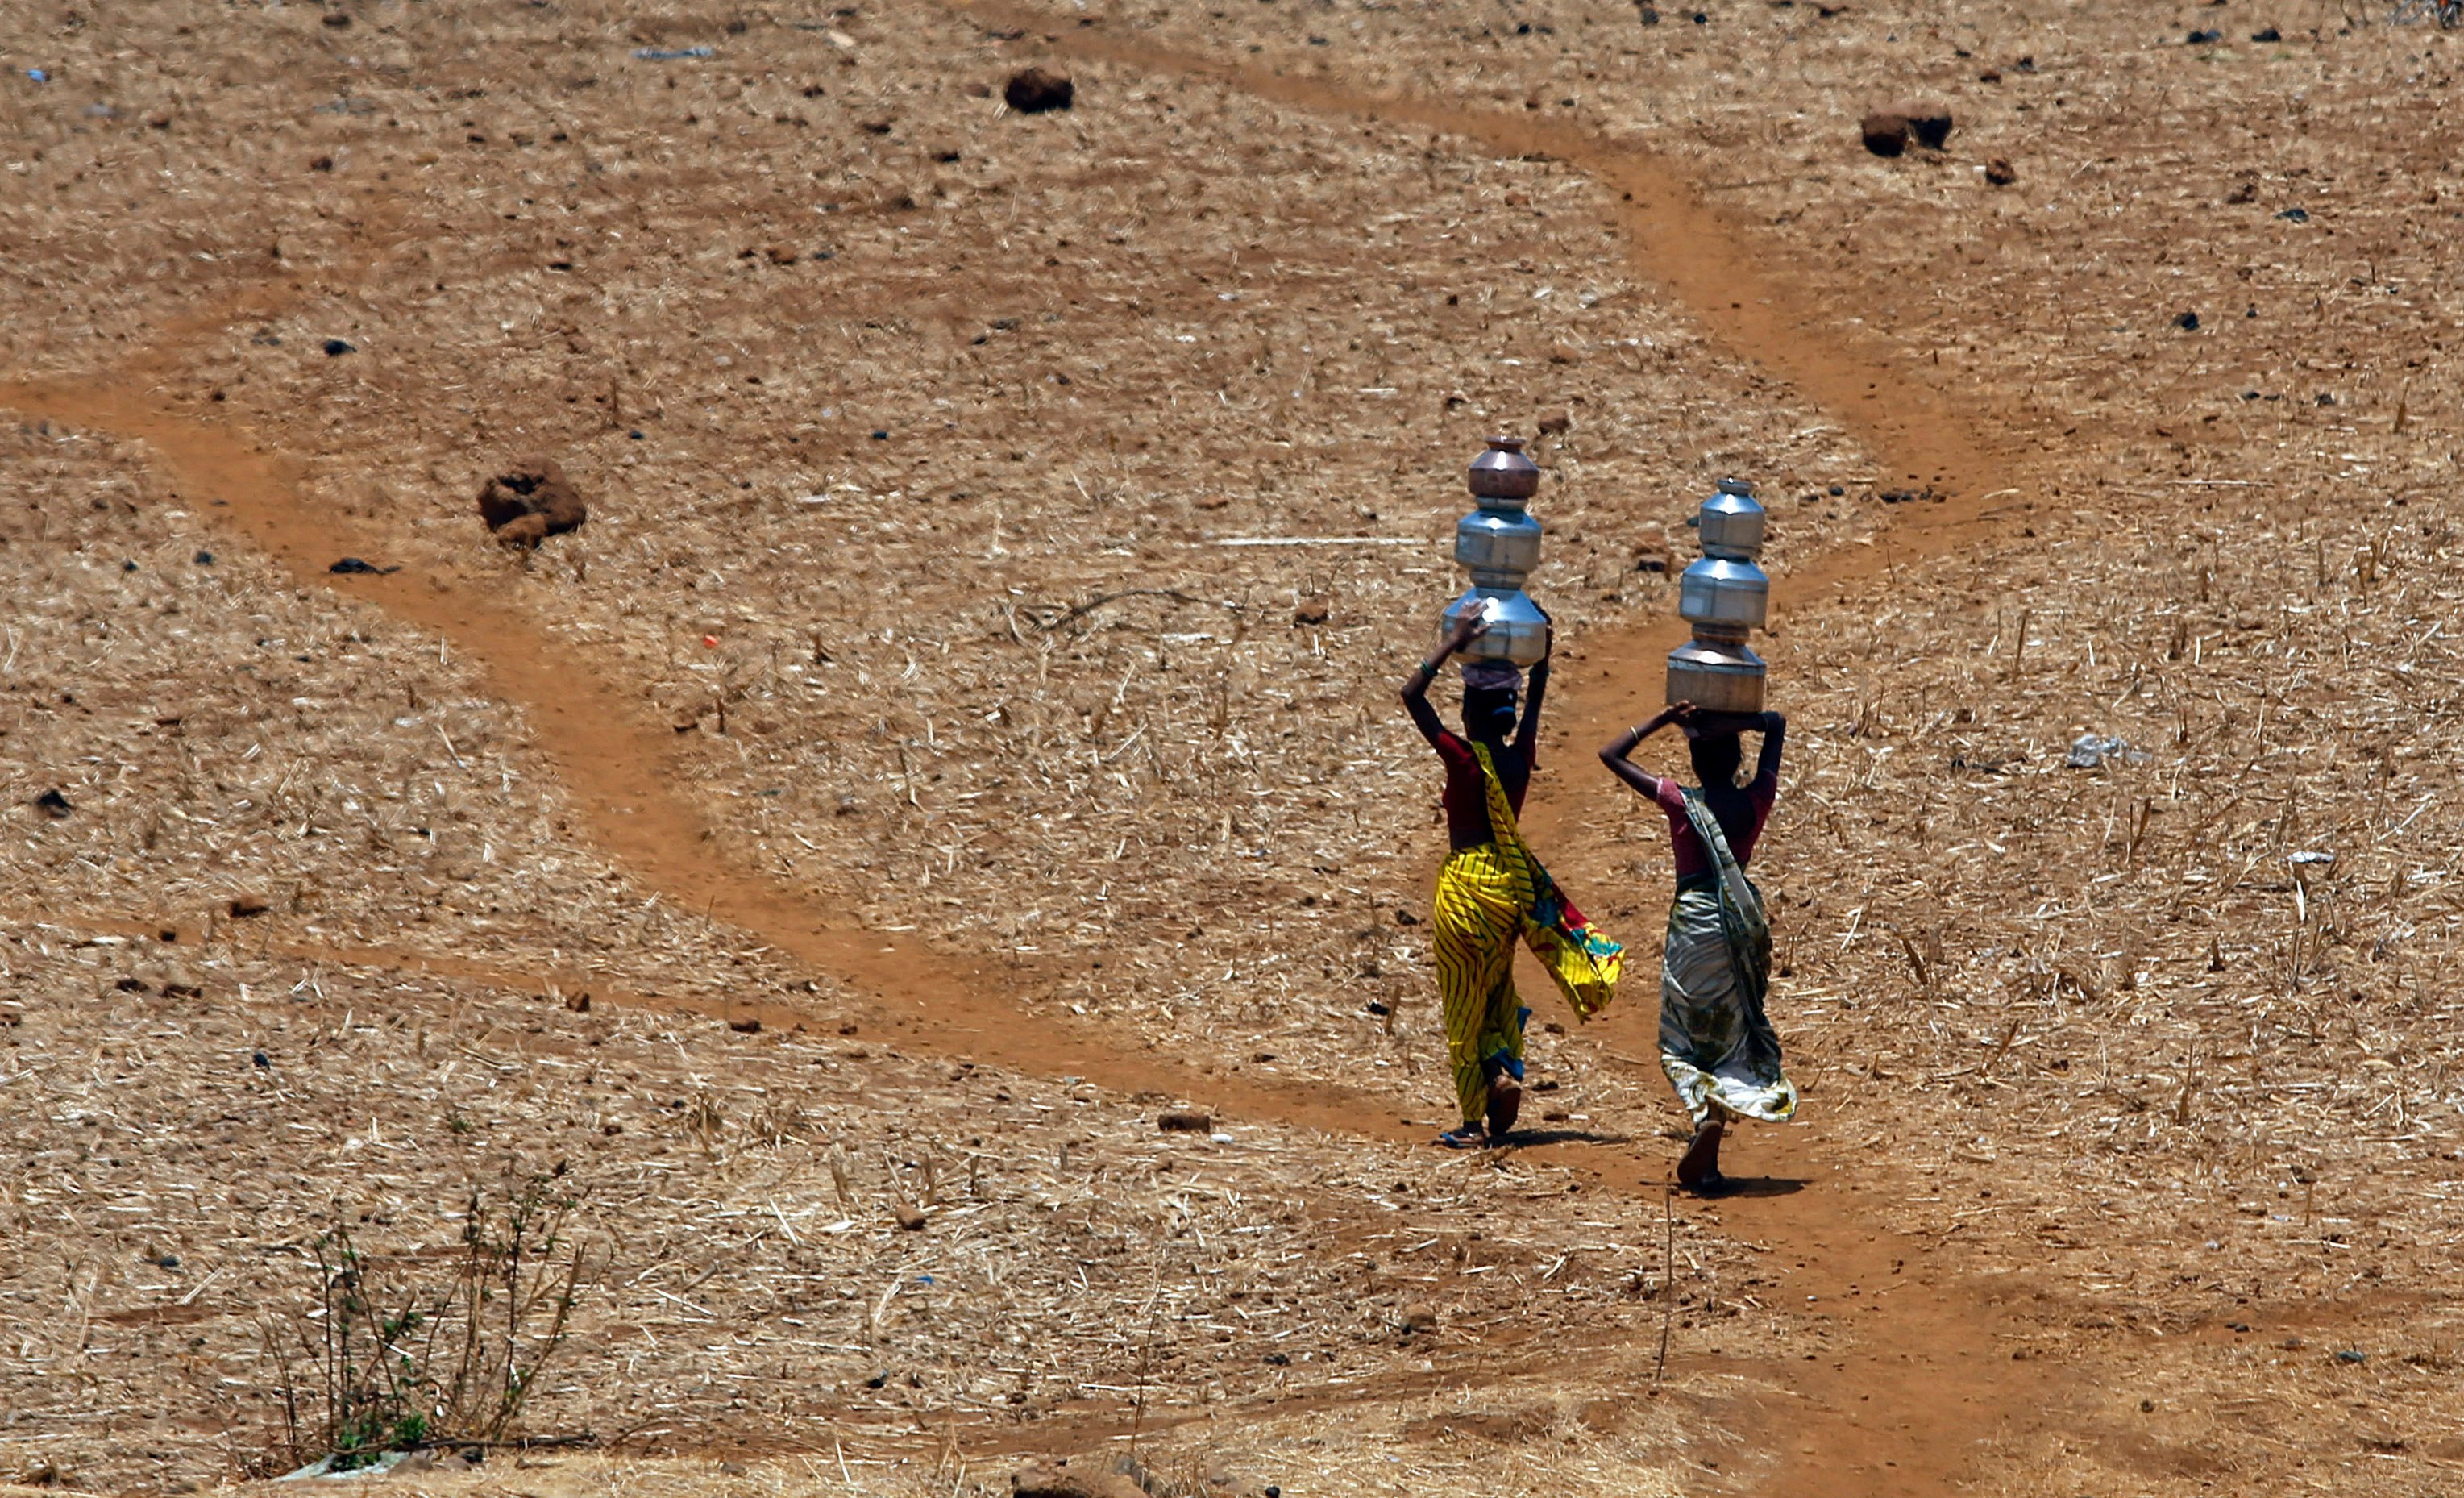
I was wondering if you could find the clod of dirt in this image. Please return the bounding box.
[1859,110,1911,157]
[1011,1460,1146,1498]
[328,556,398,574]
[32,789,73,819]
[476,456,588,549]
[2253,26,2283,41]
[1535,409,1572,435]
[563,992,591,1013]
[1158,1109,1213,1133]
[1401,1301,1440,1334]
[1003,66,1074,114]
[1985,157,2018,186]
[1903,105,1955,149]
[894,1204,928,1231]
[1291,599,1329,626]
[1865,104,1954,156]
[728,1015,762,1034]
[226,894,270,918]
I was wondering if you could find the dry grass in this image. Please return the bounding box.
[5,0,2464,1494]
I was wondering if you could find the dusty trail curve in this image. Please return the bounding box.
[944,6,2068,1492]
[5,13,2067,1492]
[0,378,1402,1143]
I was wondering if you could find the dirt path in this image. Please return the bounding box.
[4,14,2065,1490]
[936,9,2067,1490]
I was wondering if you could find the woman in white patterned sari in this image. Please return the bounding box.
[1600,702,1795,1192]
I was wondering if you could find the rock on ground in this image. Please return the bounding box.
[1861,103,1954,156]
[1004,66,1074,114]
[476,456,588,548]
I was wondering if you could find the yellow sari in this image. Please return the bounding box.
[1428,744,1623,1126]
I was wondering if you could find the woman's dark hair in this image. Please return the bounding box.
[1689,731,1743,788]
[1461,687,1518,741]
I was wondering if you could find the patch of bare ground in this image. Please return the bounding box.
[4,0,2463,1493]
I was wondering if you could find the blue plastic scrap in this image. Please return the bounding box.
[632,46,714,60]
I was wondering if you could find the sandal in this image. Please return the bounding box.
[1434,1123,1490,1150]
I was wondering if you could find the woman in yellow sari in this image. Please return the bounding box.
[1402,612,1623,1148]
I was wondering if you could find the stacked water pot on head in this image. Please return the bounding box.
[1664,477,1769,714]
[1440,436,1551,675]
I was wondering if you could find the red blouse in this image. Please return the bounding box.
[1654,772,1777,878]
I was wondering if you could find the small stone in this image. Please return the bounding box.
[252,1049,272,1068]
[227,894,271,918]
[1903,105,1955,149]
[2186,27,2222,44]
[2175,310,2201,331]
[564,992,591,1013]
[1159,1109,1213,1133]
[1984,157,2017,186]
[1003,66,1074,114]
[32,789,73,819]
[2252,26,2282,42]
[1291,599,1329,626]
[1859,110,1910,156]
[322,9,351,26]
[322,338,355,356]
[476,456,588,549]
[895,1204,927,1230]
[2337,1349,2368,1364]
[728,1015,762,1034]
[1401,1302,1440,1334]
[1535,409,1572,435]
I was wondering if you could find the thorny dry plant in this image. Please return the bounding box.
[259,1167,599,1475]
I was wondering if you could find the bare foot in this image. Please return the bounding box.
[1485,1071,1523,1140]
[1677,1118,1726,1192]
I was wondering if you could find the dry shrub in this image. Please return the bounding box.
[258,1168,599,1474]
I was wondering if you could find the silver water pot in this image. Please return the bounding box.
[1666,476,1770,712]
[1440,437,1551,668]
[1442,587,1550,666]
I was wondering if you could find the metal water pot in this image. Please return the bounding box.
[1677,556,1768,631]
[1442,587,1550,665]
[1441,437,1551,667]
[1666,476,1770,712]
[1696,476,1767,557]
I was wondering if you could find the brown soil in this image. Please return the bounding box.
[2,0,2460,1495]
